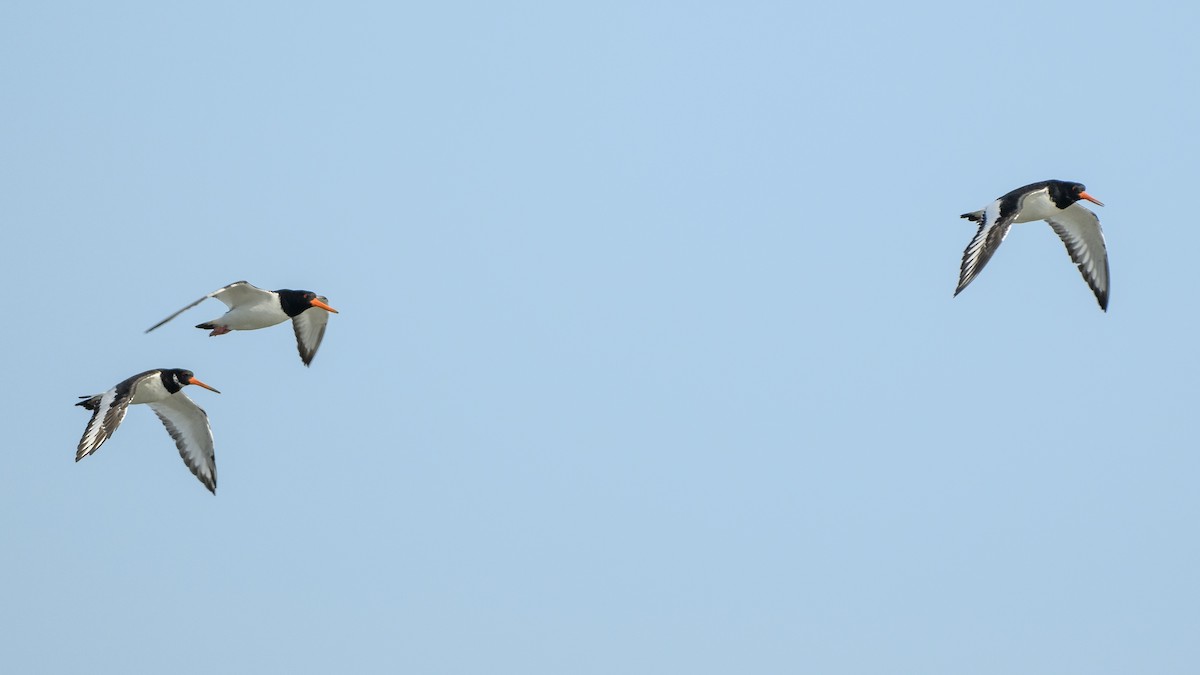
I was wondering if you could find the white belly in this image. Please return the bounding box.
[212,303,290,331]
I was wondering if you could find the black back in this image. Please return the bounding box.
[276,289,320,318]
[75,368,191,408]
[999,179,1087,213]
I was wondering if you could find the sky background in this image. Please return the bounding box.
[2,1,1198,672]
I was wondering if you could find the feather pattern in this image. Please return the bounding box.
[955,201,1019,297]
[149,394,217,493]
[291,296,332,366]
[145,281,264,333]
[1047,203,1110,310]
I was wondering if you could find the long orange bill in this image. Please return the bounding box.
[310,298,339,313]
[188,377,221,394]
[1080,191,1104,207]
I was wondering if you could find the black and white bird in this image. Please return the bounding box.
[75,369,221,494]
[955,180,1110,311]
[146,281,340,366]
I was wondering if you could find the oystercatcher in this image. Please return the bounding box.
[955,180,1110,311]
[76,369,221,493]
[146,281,339,365]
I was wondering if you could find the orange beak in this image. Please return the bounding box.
[188,377,221,394]
[1080,191,1104,207]
[310,297,339,314]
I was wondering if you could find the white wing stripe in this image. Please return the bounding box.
[148,394,217,493]
[291,299,332,366]
[77,389,130,460]
[145,281,269,332]
[1047,202,1109,310]
[956,202,1017,297]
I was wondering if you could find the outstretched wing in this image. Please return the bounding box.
[1047,203,1110,311]
[76,386,134,461]
[148,393,217,494]
[291,297,332,366]
[145,281,269,333]
[955,201,1019,297]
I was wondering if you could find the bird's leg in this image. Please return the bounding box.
[208,325,231,336]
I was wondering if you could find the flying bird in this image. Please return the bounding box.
[955,180,1110,311]
[76,369,221,494]
[146,281,339,365]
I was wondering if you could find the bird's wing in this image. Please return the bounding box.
[1046,203,1110,311]
[148,393,217,494]
[291,297,331,366]
[76,384,135,461]
[955,201,1018,296]
[145,281,269,332]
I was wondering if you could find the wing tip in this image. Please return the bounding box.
[75,440,99,462]
[188,465,217,495]
[953,272,974,298]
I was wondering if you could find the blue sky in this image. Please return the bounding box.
[3,1,1199,672]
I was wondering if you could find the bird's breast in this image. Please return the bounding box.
[221,303,290,330]
[1011,189,1059,224]
[129,375,171,404]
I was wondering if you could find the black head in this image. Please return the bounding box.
[1048,180,1104,209]
[162,369,221,394]
[276,288,339,318]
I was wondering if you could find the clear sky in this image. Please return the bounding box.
[3,1,1198,672]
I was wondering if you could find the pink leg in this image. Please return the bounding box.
[208,325,232,336]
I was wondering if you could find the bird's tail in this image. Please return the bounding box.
[76,395,101,411]
[960,210,985,223]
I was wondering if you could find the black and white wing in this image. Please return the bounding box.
[148,393,217,494]
[1047,203,1110,311]
[76,387,134,461]
[955,201,1019,297]
[291,296,331,366]
[145,281,270,333]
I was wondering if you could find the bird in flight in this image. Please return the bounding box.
[146,280,340,365]
[955,180,1109,311]
[76,369,221,494]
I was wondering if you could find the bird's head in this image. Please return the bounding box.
[302,291,338,314]
[170,369,221,394]
[277,289,339,317]
[1070,182,1104,207]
